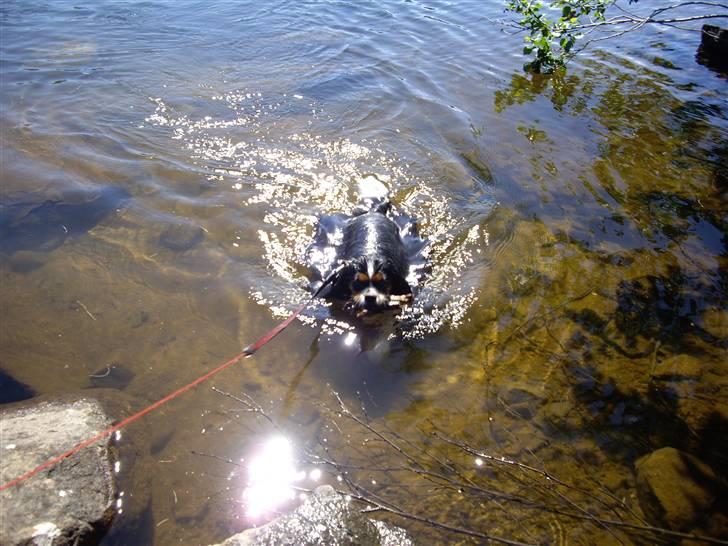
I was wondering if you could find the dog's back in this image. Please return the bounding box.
[305,176,428,313]
[339,213,409,280]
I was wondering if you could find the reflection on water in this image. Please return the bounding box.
[1,1,726,544]
[243,435,298,519]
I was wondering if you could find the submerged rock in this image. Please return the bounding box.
[7,249,48,273]
[651,354,702,382]
[701,308,728,341]
[211,485,414,546]
[0,185,131,255]
[0,397,117,546]
[87,364,135,390]
[635,447,719,531]
[159,222,205,251]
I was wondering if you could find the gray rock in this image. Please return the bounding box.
[635,447,718,531]
[0,397,117,546]
[211,485,413,546]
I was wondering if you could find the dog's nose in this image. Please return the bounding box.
[365,295,378,305]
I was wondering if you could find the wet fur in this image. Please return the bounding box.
[330,213,413,301]
[305,196,427,315]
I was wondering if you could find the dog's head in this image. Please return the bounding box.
[338,257,412,316]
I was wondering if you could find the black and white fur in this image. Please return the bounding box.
[306,177,427,317]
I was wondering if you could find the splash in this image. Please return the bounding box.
[145,91,486,338]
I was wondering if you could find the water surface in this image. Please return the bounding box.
[1,1,726,544]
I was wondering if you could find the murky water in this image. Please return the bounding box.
[1,1,726,544]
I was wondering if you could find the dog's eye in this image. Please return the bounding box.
[371,271,384,282]
[356,272,369,282]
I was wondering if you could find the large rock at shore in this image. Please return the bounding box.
[211,485,414,546]
[697,25,728,71]
[0,397,117,546]
[635,447,719,531]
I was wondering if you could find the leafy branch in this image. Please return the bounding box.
[505,0,728,72]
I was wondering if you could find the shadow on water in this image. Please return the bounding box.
[0,369,35,404]
[281,310,437,419]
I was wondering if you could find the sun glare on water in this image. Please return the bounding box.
[242,436,300,518]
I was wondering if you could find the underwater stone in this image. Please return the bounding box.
[540,400,584,430]
[87,364,135,390]
[501,387,540,420]
[7,250,47,273]
[651,354,702,382]
[0,185,131,254]
[211,485,414,546]
[635,447,718,531]
[159,223,205,251]
[0,397,116,546]
[701,308,728,342]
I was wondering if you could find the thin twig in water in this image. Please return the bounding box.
[88,366,111,379]
[190,450,242,467]
[340,478,538,546]
[212,387,280,430]
[75,300,97,321]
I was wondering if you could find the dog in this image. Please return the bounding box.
[305,176,428,317]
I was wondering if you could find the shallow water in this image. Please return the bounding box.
[1,1,726,544]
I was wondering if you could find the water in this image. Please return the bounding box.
[1,1,726,544]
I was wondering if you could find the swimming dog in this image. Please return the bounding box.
[305,176,428,317]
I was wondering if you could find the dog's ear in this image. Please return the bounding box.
[386,267,412,296]
[330,261,362,297]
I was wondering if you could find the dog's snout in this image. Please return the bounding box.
[365,294,378,305]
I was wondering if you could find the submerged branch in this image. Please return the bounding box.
[210,385,726,545]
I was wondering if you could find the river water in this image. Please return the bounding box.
[1,1,726,544]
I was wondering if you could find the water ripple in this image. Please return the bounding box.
[145,91,494,338]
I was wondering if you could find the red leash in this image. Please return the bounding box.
[0,303,309,492]
[242,303,307,356]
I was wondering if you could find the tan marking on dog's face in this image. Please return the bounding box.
[347,259,395,312]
